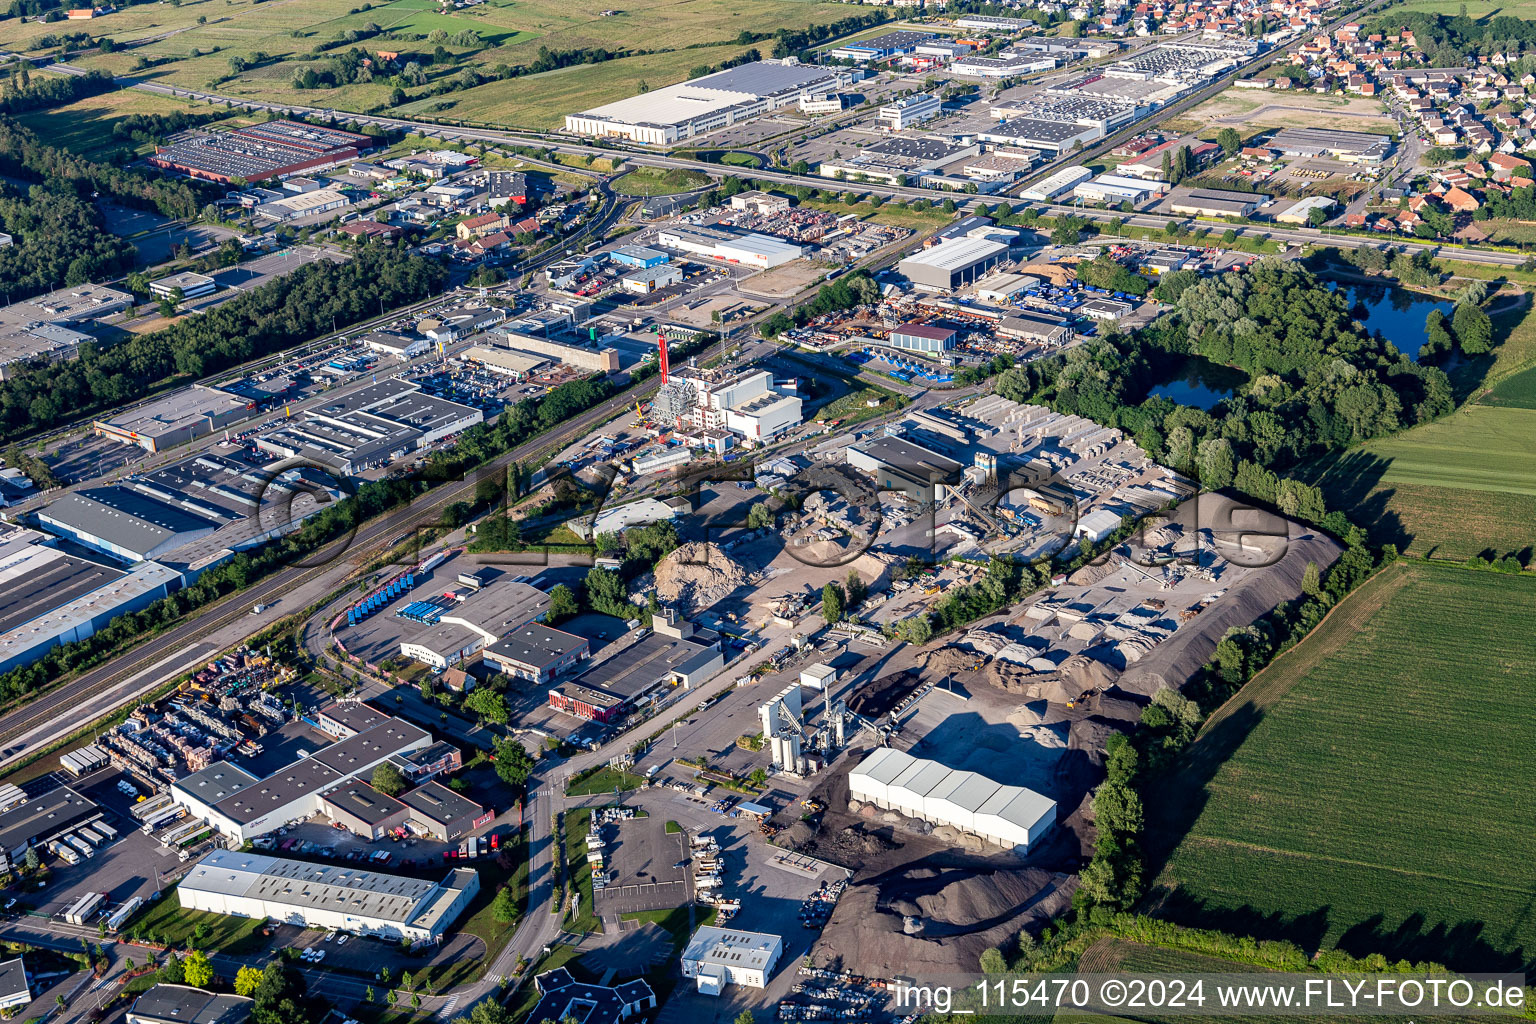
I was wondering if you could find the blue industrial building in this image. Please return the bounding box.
[610,245,671,269]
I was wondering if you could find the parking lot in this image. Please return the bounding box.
[592,814,691,918]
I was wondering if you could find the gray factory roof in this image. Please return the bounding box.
[575,631,717,700]
[40,487,220,556]
[899,235,1010,273]
[840,30,935,52]
[397,780,483,825]
[127,985,253,1024]
[174,762,261,807]
[0,785,97,854]
[321,779,410,826]
[0,547,123,636]
[310,719,428,776]
[97,386,251,441]
[0,959,27,1004]
[981,117,1093,145]
[214,759,344,824]
[851,434,964,479]
[486,622,588,671]
[1269,126,1392,157]
[181,849,442,924]
[862,136,969,163]
[691,60,842,98]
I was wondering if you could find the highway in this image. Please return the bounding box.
[46,61,1533,271]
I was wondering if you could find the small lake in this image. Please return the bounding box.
[1329,281,1454,363]
[1148,356,1249,410]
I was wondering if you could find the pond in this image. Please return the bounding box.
[1329,280,1454,363]
[1148,356,1249,410]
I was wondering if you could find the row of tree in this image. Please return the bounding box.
[0,182,136,303]
[0,117,210,219]
[0,244,444,443]
[0,66,114,116]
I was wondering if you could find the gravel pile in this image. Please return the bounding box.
[654,542,748,614]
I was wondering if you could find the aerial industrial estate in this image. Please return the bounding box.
[0,0,1530,1020]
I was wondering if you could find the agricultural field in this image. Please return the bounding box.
[1311,301,1536,559]
[12,89,239,161]
[1069,940,1497,1024]
[1150,561,1536,971]
[60,0,858,129]
[1390,0,1536,15]
[1179,88,1396,137]
[1478,363,1536,409]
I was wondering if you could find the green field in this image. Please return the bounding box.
[126,889,265,952]
[1390,0,1536,15]
[61,0,858,130]
[1311,300,1536,559]
[1478,362,1536,409]
[1151,561,1536,971]
[13,89,239,160]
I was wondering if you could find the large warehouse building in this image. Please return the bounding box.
[94,385,254,453]
[565,60,857,145]
[899,234,1014,290]
[1269,127,1391,164]
[39,487,223,563]
[169,703,430,842]
[0,529,179,673]
[849,747,1055,852]
[255,379,482,477]
[846,435,963,504]
[0,284,133,381]
[149,120,376,184]
[177,849,479,944]
[654,226,803,269]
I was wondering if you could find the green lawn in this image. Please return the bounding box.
[124,890,265,953]
[1072,939,1501,1024]
[1309,299,1536,560]
[64,0,857,130]
[1478,362,1536,409]
[1150,561,1536,971]
[610,167,710,197]
[1310,404,1536,559]
[798,197,953,232]
[565,766,645,796]
[562,807,600,935]
[13,90,238,161]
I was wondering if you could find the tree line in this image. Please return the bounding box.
[0,245,445,444]
[991,260,1455,490]
[0,182,135,302]
[0,67,114,117]
[0,117,211,219]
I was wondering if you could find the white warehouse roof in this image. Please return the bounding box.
[900,235,1009,273]
[849,748,1055,850]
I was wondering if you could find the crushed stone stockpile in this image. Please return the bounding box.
[813,865,1077,976]
[653,542,748,614]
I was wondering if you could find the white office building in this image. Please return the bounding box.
[177,849,479,944]
[681,926,783,994]
[650,367,802,443]
[1073,173,1168,206]
[877,94,942,131]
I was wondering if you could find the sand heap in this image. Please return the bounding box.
[654,542,748,615]
[814,865,1076,976]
